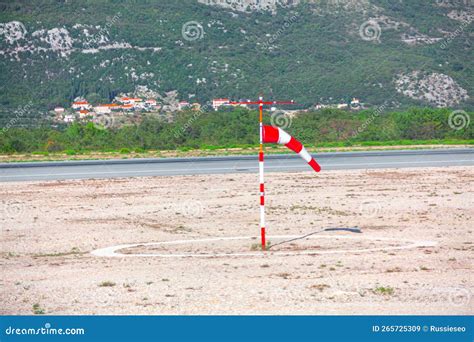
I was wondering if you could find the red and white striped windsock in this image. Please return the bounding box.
[262,125,321,172]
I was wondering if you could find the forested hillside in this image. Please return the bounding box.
[0,0,473,126]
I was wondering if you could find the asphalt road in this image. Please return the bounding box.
[0,149,472,182]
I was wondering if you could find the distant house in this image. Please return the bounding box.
[212,98,230,111]
[145,99,157,107]
[108,104,121,110]
[94,105,112,114]
[72,101,91,110]
[191,102,201,111]
[178,101,190,110]
[94,104,121,113]
[121,104,134,111]
[350,98,361,109]
[119,97,143,107]
[230,100,248,109]
[337,103,348,109]
[79,110,89,118]
[54,107,65,113]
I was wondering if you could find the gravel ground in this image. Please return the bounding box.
[1,167,472,315]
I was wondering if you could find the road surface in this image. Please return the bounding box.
[0,149,472,182]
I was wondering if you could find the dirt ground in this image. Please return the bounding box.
[1,166,473,315]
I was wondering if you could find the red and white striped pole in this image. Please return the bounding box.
[229,97,318,250]
[258,97,266,250]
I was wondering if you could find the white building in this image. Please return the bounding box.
[94,105,112,114]
[178,101,190,110]
[54,107,65,113]
[72,101,91,110]
[212,98,230,111]
[145,99,157,107]
[119,97,143,107]
[78,110,90,118]
[350,98,361,109]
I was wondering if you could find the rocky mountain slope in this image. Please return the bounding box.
[0,0,473,124]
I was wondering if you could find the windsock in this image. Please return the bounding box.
[262,125,321,172]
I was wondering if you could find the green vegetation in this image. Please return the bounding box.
[251,240,271,251]
[32,247,82,258]
[0,0,473,127]
[0,108,471,155]
[373,286,395,296]
[98,281,116,287]
[32,303,45,315]
[310,284,331,292]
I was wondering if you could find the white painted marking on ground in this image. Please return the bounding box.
[91,235,438,258]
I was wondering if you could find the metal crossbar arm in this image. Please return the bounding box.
[229,100,295,105]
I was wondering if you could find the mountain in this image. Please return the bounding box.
[0,0,473,126]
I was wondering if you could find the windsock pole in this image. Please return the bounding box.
[258,97,266,250]
[229,97,297,250]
